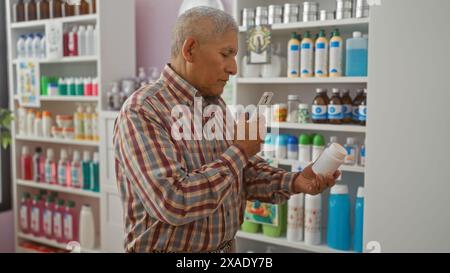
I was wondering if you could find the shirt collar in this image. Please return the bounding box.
[162,64,199,106]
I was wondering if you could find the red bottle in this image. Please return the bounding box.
[19,193,32,234]
[21,146,33,180]
[53,199,65,243]
[63,200,79,243]
[30,195,44,237]
[68,27,78,56]
[43,195,55,240]
[63,28,70,57]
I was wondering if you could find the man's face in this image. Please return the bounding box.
[188,30,238,97]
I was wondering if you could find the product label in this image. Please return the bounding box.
[71,167,81,188]
[328,105,343,120]
[58,166,67,186]
[53,212,62,239]
[358,106,368,121]
[360,147,366,166]
[345,146,357,164]
[288,44,300,76]
[43,209,52,236]
[304,208,321,234]
[329,41,343,75]
[343,104,353,119]
[290,45,299,51]
[244,201,280,227]
[315,43,328,76]
[45,164,52,183]
[353,107,360,121]
[312,105,327,120]
[300,43,313,76]
[20,206,28,230]
[31,207,40,233]
[288,204,304,230]
[64,214,73,241]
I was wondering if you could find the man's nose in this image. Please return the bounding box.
[226,58,238,76]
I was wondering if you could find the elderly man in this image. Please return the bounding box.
[113,7,339,253]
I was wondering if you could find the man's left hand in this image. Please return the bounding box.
[293,164,341,195]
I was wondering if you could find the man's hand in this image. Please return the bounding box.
[233,113,266,158]
[294,164,341,195]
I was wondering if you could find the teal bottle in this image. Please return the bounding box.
[90,152,100,192]
[82,151,91,190]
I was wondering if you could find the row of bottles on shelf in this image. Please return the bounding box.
[271,88,367,126]
[241,30,368,78]
[242,184,365,252]
[17,104,99,141]
[40,76,98,97]
[19,241,66,253]
[106,67,160,111]
[240,0,370,27]
[17,33,46,59]
[13,0,97,23]
[263,133,365,167]
[19,191,96,249]
[21,146,100,192]
[63,25,97,57]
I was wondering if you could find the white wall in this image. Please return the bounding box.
[364,0,450,252]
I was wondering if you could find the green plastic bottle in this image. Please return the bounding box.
[262,202,287,238]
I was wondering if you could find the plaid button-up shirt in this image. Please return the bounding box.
[113,64,299,252]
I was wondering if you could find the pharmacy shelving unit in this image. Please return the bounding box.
[6,0,136,253]
[233,0,368,253]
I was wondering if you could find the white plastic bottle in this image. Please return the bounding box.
[17,35,27,59]
[300,31,314,78]
[40,35,46,59]
[261,43,283,78]
[304,194,322,245]
[83,105,93,141]
[79,205,96,249]
[85,25,95,56]
[58,149,69,187]
[26,109,35,136]
[32,33,42,59]
[42,111,53,138]
[34,112,43,137]
[314,30,329,77]
[287,193,304,242]
[25,34,35,59]
[77,26,86,56]
[329,29,344,77]
[312,143,346,175]
[287,32,300,78]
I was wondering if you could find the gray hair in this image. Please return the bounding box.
[171,6,238,58]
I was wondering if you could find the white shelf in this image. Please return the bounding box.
[17,179,101,198]
[11,14,98,29]
[15,135,100,147]
[239,18,369,34]
[276,159,365,173]
[12,56,98,65]
[236,231,352,253]
[14,95,99,102]
[237,77,367,84]
[269,122,366,133]
[17,233,100,253]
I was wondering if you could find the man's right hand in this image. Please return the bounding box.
[233,113,265,158]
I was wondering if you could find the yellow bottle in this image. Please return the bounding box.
[314,29,329,78]
[329,29,344,77]
[300,31,314,78]
[74,104,84,140]
[287,32,300,78]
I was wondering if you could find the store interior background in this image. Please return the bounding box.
[0,0,235,253]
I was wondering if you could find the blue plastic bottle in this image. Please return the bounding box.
[354,187,365,252]
[327,184,351,251]
[345,31,368,77]
[287,135,298,160]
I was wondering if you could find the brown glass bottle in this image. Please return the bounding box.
[80,0,90,15]
[341,89,353,124]
[92,0,96,13]
[52,0,63,18]
[352,89,364,124]
[311,88,328,124]
[358,89,367,126]
[328,88,343,125]
[64,0,74,17]
[39,0,50,19]
[27,0,38,21]
[16,0,26,22]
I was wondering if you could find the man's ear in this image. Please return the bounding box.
[182,37,198,63]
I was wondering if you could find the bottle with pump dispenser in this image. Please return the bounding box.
[300,31,314,78]
[314,30,328,77]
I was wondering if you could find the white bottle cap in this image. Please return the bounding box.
[347,137,356,145]
[327,143,346,161]
[22,146,29,155]
[73,150,81,161]
[353,31,362,38]
[60,149,68,160]
[83,151,91,161]
[357,186,364,198]
[47,148,54,159]
[93,152,99,162]
[330,184,349,195]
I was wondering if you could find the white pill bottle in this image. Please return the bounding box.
[312,143,346,175]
